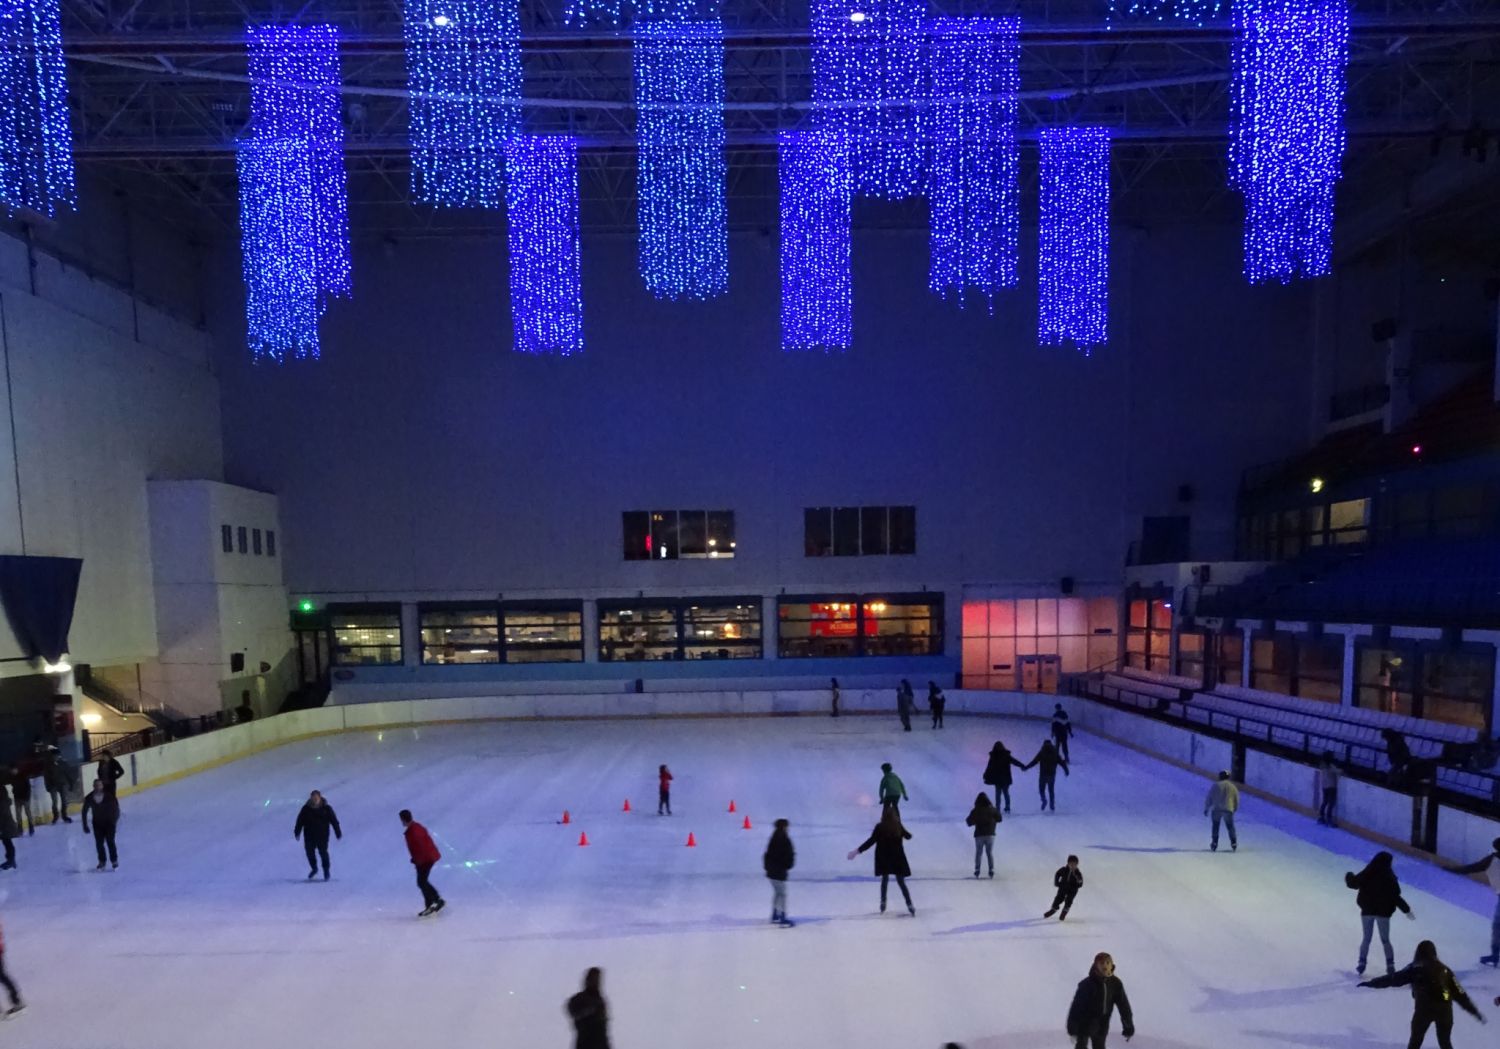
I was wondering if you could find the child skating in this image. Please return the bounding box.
[1045,855,1084,920]
[658,765,673,815]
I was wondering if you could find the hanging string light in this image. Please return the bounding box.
[0,0,73,217]
[504,135,584,355]
[632,18,728,300]
[564,0,697,28]
[239,24,351,363]
[779,129,853,353]
[1037,126,1110,351]
[403,0,522,208]
[1108,0,1225,25]
[925,16,1019,307]
[1230,0,1348,284]
[811,0,924,199]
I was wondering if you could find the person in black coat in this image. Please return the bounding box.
[566,967,610,1049]
[1025,739,1070,811]
[4,767,32,837]
[1346,850,1414,976]
[763,818,795,927]
[1067,952,1135,1048]
[41,749,74,824]
[1046,855,1085,920]
[982,741,1025,813]
[96,751,124,797]
[81,778,120,870]
[896,681,914,732]
[848,806,915,915]
[928,682,946,729]
[965,793,999,879]
[1051,704,1074,762]
[1360,940,1483,1049]
[294,790,342,880]
[0,785,16,870]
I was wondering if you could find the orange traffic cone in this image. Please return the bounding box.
[623,798,631,813]
[728,800,736,813]
[685,832,696,847]
[742,816,752,830]
[561,810,571,825]
[578,832,589,846]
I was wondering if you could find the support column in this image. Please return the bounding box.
[1240,622,1253,686]
[582,599,599,663]
[762,595,778,664]
[1340,630,1357,709]
[401,603,421,668]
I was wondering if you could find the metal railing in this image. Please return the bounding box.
[81,713,231,761]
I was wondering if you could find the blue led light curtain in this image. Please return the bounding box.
[505,135,584,355]
[1037,126,1111,351]
[925,16,1020,306]
[0,0,73,217]
[632,18,728,300]
[404,0,522,207]
[779,129,853,352]
[239,24,351,363]
[811,0,924,199]
[1229,0,1349,284]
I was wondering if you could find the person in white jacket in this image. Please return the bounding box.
[1204,771,1240,852]
[1444,837,1500,966]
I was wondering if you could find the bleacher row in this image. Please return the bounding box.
[1090,665,1494,801]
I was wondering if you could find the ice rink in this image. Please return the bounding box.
[3,713,1498,1049]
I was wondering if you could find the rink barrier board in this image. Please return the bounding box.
[107,689,1500,867]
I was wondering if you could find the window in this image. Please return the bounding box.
[1176,629,1207,684]
[1356,642,1492,730]
[1125,596,1172,672]
[237,526,248,554]
[1250,632,1294,694]
[778,594,943,658]
[221,524,233,554]
[267,530,277,557]
[599,603,681,661]
[1294,636,1344,702]
[420,605,500,665]
[1356,644,1414,716]
[1434,484,1490,537]
[252,528,263,556]
[1328,499,1369,545]
[805,506,917,557]
[1215,630,1245,687]
[330,605,402,666]
[962,597,1117,688]
[682,601,762,660]
[502,603,584,663]
[623,511,735,560]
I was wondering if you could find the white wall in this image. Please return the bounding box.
[211,224,1315,607]
[0,226,222,674]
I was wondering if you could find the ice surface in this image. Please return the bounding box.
[1,715,1496,1049]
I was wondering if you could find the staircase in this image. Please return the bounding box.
[75,666,192,731]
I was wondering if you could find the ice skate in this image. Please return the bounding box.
[906,904,916,916]
[323,870,330,881]
[95,861,105,870]
[1481,955,1498,967]
[0,861,13,871]
[307,869,318,880]
[777,916,796,928]
[3,1003,23,1019]
[111,861,118,870]
[433,899,446,914]
[1044,908,1057,918]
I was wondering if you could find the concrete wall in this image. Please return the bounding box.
[0,226,222,674]
[212,225,1314,610]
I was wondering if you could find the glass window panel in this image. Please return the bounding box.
[1150,599,1173,631]
[804,508,832,557]
[682,602,763,660]
[237,526,248,554]
[888,506,916,555]
[1148,631,1170,658]
[649,512,679,560]
[1058,635,1088,672]
[1016,599,1037,637]
[1396,490,1430,538]
[961,600,988,638]
[1035,599,1059,636]
[1087,597,1118,635]
[988,600,1017,637]
[1178,631,1205,657]
[833,508,860,556]
[1014,635,1038,658]
[221,524,233,553]
[678,511,708,557]
[706,511,735,558]
[1125,632,1146,655]
[266,530,277,557]
[1294,638,1343,703]
[600,606,679,661]
[1329,499,1369,533]
[1033,634,1060,657]
[962,637,989,683]
[1420,649,1493,727]
[862,597,941,656]
[623,512,651,560]
[987,637,1015,671]
[503,606,584,663]
[860,506,889,556]
[1216,632,1244,686]
[1128,600,1148,630]
[420,606,500,666]
[1087,636,1118,672]
[1251,635,1293,694]
[331,608,403,666]
[252,528,262,555]
[1058,598,1088,637]
[778,600,858,658]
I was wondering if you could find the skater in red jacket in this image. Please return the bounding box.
[658,765,673,816]
[400,809,445,917]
